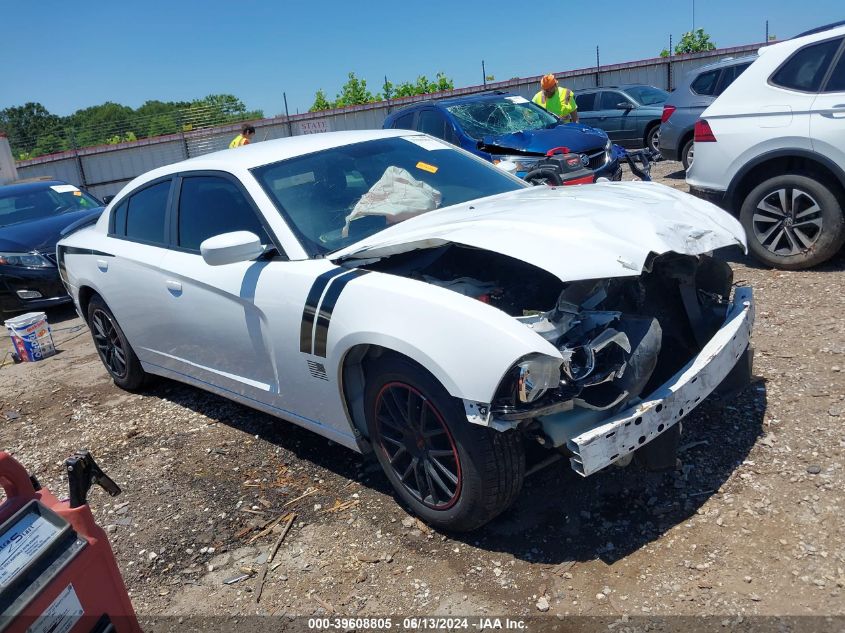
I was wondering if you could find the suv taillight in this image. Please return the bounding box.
[694,119,717,142]
[661,105,676,123]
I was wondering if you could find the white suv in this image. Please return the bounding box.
[687,22,845,269]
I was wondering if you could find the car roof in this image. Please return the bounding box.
[575,84,663,92]
[793,20,845,39]
[388,91,523,114]
[687,54,759,75]
[119,129,418,189]
[0,179,70,196]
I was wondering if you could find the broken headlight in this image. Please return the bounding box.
[492,156,543,174]
[503,354,562,404]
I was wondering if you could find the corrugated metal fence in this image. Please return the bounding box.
[16,43,762,199]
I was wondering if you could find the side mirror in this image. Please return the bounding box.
[617,102,634,110]
[101,194,115,205]
[200,231,264,266]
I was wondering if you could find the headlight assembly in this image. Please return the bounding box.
[507,354,562,404]
[492,156,543,173]
[0,252,54,268]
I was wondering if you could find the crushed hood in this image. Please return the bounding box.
[481,123,607,155]
[331,182,747,282]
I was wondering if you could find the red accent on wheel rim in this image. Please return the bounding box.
[374,382,462,510]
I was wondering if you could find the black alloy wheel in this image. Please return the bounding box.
[91,308,128,379]
[374,382,461,510]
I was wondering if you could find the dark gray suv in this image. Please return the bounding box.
[575,85,668,152]
[658,56,756,170]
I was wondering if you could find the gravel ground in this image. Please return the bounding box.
[1,160,844,624]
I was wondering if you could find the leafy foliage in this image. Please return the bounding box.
[1,95,262,160]
[661,29,716,57]
[310,72,454,111]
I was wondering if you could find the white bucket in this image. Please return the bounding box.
[4,312,56,362]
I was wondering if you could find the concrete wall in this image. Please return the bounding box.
[16,43,763,198]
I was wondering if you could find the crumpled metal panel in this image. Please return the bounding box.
[567,286,754,477]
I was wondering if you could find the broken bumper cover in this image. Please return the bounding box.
[566,286,754,477]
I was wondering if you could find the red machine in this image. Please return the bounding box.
[0,451,140,633]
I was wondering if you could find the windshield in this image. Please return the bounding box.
[251,136,525,256]
[0,184,102,227]
[625,86,669,106]
[446,98,559,139]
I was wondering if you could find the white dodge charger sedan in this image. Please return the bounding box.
[58,130,754,531]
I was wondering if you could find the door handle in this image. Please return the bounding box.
[165,280,182,294]
[96,258,108,271]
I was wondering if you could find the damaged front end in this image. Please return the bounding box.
[362,244,754,476]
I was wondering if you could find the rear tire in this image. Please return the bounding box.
[739,174,845,270]
[364,355,524,531]
[87,295,147,390]
[645,125,660,154]
[681,138,694,171]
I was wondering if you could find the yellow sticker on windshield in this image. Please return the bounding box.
[416,161,438,174]
[73,191,82,196]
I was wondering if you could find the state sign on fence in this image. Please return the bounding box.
[296,120,332,135]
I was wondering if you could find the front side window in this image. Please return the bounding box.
[251,136,525,256]
[599,91,630,110]
[691,69,720,96]
[124,180,170,244]
[418,110,449,140]
[177,175,269,251]
[771,38,843,92]
[446,98,558,139]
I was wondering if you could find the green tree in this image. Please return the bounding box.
[662,29,716,57]
[0,102,62,156]
[334,72,376,107]
[309,89,333,111]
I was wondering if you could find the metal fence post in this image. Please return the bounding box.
[176,112,190,159]
[69,130,88,187]
[595,46,601,87]
[284,93,293,138]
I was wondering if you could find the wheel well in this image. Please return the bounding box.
[730,155,845,213]
[340,344,432,450]
[77,286,97,320]
[679,130,694,155]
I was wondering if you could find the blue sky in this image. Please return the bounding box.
[1,1,841,117]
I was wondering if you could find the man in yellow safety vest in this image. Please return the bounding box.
[229,124,256,148]
[532,74,579,123]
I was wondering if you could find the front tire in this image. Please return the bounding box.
[87,295,147,390]
[364,355,524,531]
[739,174,845,270]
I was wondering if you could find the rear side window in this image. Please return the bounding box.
[691,69,720,96]
[824,51,845,92]
[771,38,842,92]
[124,181,170,244]
[392,112,415,129]
[577,92,597,111]
[177,176,269,251]
[715,63,752,95]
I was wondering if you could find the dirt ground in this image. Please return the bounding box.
[2,161,844,625]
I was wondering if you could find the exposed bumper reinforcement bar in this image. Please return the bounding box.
[566,286,754,477]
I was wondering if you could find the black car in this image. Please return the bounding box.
[0,179,103,316]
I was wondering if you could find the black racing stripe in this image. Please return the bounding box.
[299,267,349,353]
[313,269,371,358]
[56,245,114,282]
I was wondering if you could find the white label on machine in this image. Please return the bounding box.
[27,584,84,633]
[0,512,61,587]
[49,184,80,193]
[506,96,529,104]
[404,136,449,151]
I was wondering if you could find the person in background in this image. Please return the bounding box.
[532,74,579,123]
[229,124,256,148]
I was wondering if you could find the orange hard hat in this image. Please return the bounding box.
[540,74,557,90]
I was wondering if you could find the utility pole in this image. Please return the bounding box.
[692,0,695,31]
[482,60,487,88]
[283,92,293,137]
[595,46,601,87]
[766,20,769,42]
